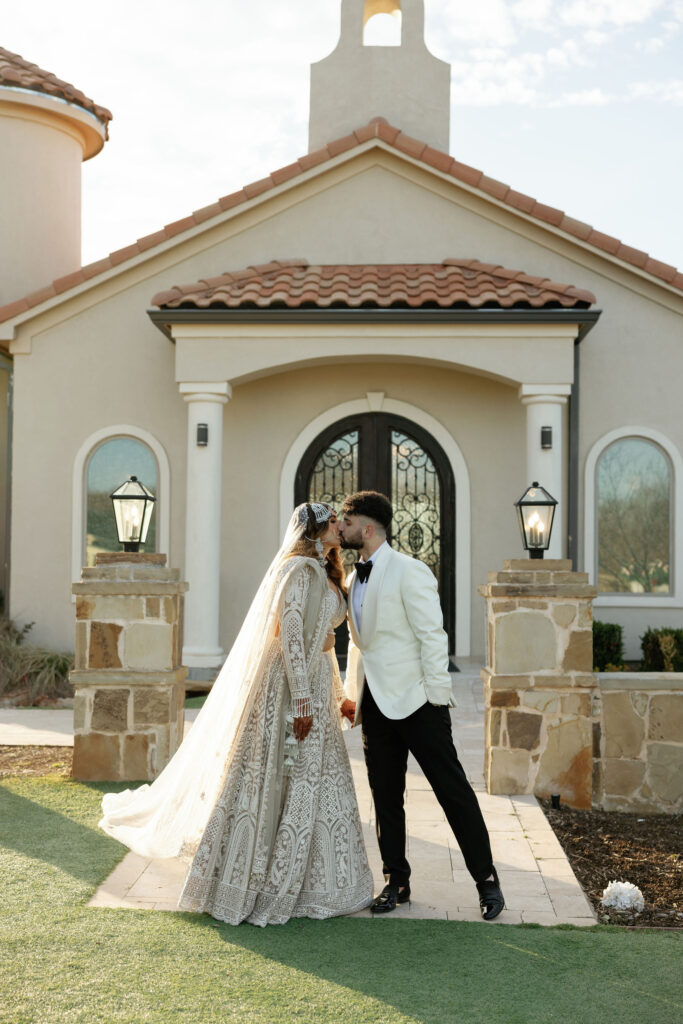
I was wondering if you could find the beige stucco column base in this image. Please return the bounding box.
[478,559,597,809]
[70,553,188,781]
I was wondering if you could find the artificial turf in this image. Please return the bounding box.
[1,777,680,1024]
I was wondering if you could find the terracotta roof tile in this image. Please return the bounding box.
[422,146,454,174]
[394,131,427,160]
[479,175,510,202]
[242,177,273,199]
[451,160,484,188]
[644,257,677,282]
[218,190,248,211]
[586,229,620,255]
[616,243,648,268]
[506,190,536,214]
[559,215,593,241]
[0,117,679,328]
[151,259,597,312]
[0,46,112,134]
[109,243,141,266]
[192,201,223,224]
[531,202,564,227]
[327,132,359,157]
[137,229,168,252]
[53,270,86,293]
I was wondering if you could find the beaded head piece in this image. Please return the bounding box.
[298,502,334,526]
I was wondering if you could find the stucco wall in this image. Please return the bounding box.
[0,365,8,610]
[0,101,82,305]
[8,152,683,660]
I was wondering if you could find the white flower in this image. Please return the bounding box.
[601,880,645,913]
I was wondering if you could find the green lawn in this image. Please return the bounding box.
[184,694,207,709]
[1,777,681,1024]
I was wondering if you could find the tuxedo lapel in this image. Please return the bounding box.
[347,570,361,647]
[359,546,391,647]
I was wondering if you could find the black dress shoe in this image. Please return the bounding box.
[370,883,411,914]
[476,867,505,921]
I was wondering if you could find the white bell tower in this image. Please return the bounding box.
[309,0,451,154]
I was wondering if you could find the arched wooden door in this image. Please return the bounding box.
[295,413,455,658]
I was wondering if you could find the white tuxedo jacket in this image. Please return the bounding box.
[345,544,453,725]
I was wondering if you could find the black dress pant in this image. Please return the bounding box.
[361,683,494,887]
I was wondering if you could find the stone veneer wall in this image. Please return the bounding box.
[70,553,188,781]
[478,559,597,809]
[594,673,683,813]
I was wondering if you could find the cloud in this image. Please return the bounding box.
[629,78,683,101]
[636,15,682,50]
[549,87,615,105]
[436,0,517,47]
[559,1,667,29]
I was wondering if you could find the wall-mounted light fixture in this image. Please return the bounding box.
[196,423,209,447]
[541,426,552,450]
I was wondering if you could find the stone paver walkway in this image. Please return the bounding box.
[88,663,596,926]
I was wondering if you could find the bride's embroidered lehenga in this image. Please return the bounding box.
[99,510,374,927]
[178,561,373,925]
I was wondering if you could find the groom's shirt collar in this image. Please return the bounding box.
[360,540,389,566]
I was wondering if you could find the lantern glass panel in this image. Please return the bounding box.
[521,503,554,548]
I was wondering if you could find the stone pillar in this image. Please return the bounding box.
[518,385,570,558]
[478,559,597,809]
[179,381,231,670]
[71,553,188,781]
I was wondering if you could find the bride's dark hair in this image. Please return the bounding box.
[289,505,347,595]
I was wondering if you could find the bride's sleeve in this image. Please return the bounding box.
[280,566,314,718]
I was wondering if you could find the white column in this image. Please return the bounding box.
[519,384,571,559]
[179,382,231,668]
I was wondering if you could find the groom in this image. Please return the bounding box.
[339,490,504,919]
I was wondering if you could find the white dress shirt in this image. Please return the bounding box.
[352,541,389,632]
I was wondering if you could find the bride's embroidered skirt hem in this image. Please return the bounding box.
[178,874,374,926]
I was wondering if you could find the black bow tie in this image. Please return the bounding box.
[355,561,373,584]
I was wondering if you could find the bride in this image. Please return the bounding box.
[100,502,374,925]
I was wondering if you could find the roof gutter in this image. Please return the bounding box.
[147,306,601,341]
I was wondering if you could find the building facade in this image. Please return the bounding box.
[1,1,682,672]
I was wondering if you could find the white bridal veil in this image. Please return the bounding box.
[99,503,333,860]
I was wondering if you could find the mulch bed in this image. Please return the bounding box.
[540,798,682,929]
[1,746,680,929]
[0,745,72,778]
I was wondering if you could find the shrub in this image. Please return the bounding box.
[0,617,73,703]
[641,628,683,672]
[593,620,624,671]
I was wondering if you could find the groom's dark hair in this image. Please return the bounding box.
[341,491,392,531]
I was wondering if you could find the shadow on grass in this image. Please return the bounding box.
[180,911,682,1024]
[0,779,128,887]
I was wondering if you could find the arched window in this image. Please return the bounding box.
[84,437,158,566]
[596,437,672,594]
[364,0,402,45]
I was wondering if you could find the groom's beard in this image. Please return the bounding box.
[340,536,363,550]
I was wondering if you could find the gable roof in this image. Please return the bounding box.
[151,259,596,311]
[0,116,680,332]
[0,47,112,133]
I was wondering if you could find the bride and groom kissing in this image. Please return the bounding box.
[100,490,504,925]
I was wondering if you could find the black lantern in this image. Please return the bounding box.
[110,476,156,552]
[514,481,557,559]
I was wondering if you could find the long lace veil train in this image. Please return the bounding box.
[99,507,315,860]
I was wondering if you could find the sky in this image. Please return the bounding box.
[3,0,683,271]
